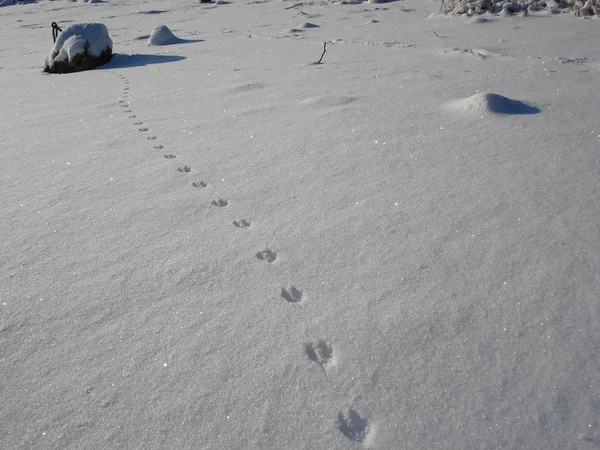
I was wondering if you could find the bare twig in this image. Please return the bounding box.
[433,31,439,37]
[317,42,327,64]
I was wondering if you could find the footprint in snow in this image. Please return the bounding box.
[154,144,165,150]
[177,166,191,173]
[211,199,228,207]
[134,121,144,125]
[281,286,302,303]
[192,181,207,188]
[124,109,132,113]
[305,340,334,369]
[147,136,158,140]
[256,248,277,263]
[129,115,137,119]
[578,433,600,444]
[164,154,176,159]
[337,408,371,443]
[139,127,149,132]
[233,219,251,228]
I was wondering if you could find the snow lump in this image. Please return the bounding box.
[444,92,540,116]
[148,25,180,46]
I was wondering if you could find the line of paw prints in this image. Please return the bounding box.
[114,71,369,443]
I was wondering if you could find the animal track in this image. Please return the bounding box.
[177,166,191,173]
[134,121,144,125]
[164,154,176,159]
[129,115,137,119]
[281,286,302,303]
[578,432,600,445]
[211,199,228,207]
[256,248,277,263]
[154,145,164,150]
[192,181,207,188]
[337,408,371,443]
[147,136,158,140]
[305,340,333,368]
[139,127,149,132]
[233,219,251,228]
[124,109,132,113]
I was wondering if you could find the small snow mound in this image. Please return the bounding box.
[444,92,540,115]
[148,25,179,46]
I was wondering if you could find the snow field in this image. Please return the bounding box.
[1,0,600,448]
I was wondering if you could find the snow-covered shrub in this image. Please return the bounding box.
[44,23,112,73]
[441,0,599,15]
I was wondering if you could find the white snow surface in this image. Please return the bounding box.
[46,23,112,65]
[1,0,600,449]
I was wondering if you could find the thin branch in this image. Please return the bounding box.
[317,42,327,64]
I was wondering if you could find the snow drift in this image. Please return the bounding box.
[444,92,541,115]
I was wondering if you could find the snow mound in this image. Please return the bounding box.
[444,92,540,115]
[44,23,112,73]
[148,25,179,46]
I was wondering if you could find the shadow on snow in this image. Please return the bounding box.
[134,35,204,44]
[100,53,186,69]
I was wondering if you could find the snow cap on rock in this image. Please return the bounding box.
[44,23,112,73]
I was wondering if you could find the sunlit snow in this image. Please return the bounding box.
[1,0,599,448]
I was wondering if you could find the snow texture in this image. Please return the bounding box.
[1,0,600,448]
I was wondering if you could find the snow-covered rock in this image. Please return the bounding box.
[44,23,112,73]
[148,25,179,46]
